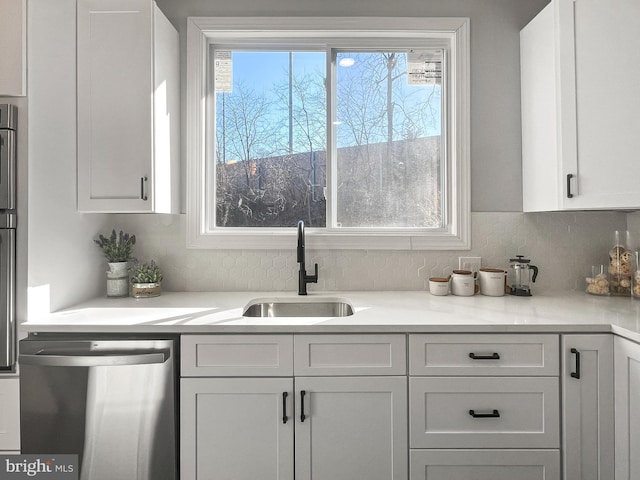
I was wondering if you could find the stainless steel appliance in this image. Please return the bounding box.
[0,104,17,370]
[19,336,177,480]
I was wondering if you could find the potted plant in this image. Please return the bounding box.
[130,260,163,298]
[94,229,136,297]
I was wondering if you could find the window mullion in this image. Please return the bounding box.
[326,47,338,230]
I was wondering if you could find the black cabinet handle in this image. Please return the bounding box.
[469,352,500,360]
[300,390,306,422]
[140,176,148,201]
[567,173,574,198]
[570,348,581,379]
[282,392,288,424]
[469,409,500,418]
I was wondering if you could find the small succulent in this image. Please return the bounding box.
[130,260,163,284]
[94,229,136,263]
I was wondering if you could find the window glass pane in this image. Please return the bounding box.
[212,50,327,228]
[335,51,443,228]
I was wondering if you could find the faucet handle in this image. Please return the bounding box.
[305,263,318,283]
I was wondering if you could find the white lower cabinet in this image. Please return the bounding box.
[180,334,407,480]
[181,377,294,480]
[408,334,560,480]
[614,336,640,480]
[295,376,407,480]
[562,334,614,480]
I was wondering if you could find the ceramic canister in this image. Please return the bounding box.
[451,270,476,296]
[429,277,450,296]
[479,268,506,296]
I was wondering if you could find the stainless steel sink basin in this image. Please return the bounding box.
[242,298,354,317]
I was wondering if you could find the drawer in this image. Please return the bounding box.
[294,334,406,375]
[181,335,293,377]
[409,376,559,448]
[409,334,559,376]
[410,449,560,480]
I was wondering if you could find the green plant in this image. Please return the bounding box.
[130,260,163,284]
[94,229,136,263]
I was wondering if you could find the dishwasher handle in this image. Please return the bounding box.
[19,350,169,367]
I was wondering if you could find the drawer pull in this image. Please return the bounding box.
[282,392,288,424]
[468,352,500,360]
[570,348,581,379]
[300,390,306,422]
[469,409,500,418]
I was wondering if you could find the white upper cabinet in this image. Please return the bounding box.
[0,0,26,96]
[77,0,179,213]
[521,0,640,211]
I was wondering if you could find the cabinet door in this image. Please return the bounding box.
[565,0,640,209]
[562,335,614,480]
[521,0,640,211]
[77,0,153,212]
[295,376,407,480]
[181,377,294,480]
[0,378,20,451]
[614,336,640,480]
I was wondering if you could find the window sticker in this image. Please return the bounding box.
[214,50,233,92]
[407,50,443,86]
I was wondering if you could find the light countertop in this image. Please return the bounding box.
[20,290,640,343]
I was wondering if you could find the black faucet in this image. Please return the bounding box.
[297,220,318,295]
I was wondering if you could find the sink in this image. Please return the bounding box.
[242,298,354,317]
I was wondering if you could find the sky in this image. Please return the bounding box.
[213,49,442,159]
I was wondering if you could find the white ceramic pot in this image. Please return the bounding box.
[479,268,507,296]
[106,262,129,297]
[429,277,450,296]
[451,269,476,296]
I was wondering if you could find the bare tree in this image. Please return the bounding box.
[335,52,442,227]
[274,70,327,225]
[216,73,327,227]
[215,51,442,229]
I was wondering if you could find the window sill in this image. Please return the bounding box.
[186,228,470,250]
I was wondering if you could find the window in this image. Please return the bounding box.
[187,18,470,249]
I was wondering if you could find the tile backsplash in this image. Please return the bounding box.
[114,211,627,293]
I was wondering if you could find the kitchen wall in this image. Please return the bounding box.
[160,0,550,213]
[25,0,633,317]
[27,0,111,317]
[114,211,626,293]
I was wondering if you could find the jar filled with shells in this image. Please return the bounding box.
[632,251,640,299]
[586,264,610,296]
[609,231,632,296]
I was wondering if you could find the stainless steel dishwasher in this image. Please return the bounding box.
[19,335,177,480]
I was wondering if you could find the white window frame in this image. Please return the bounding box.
[186,17,470,250]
